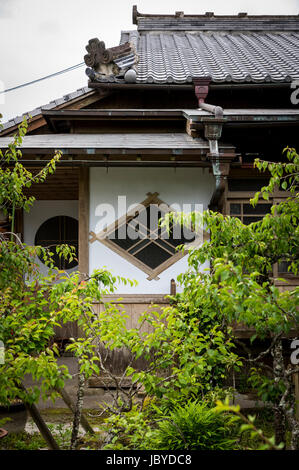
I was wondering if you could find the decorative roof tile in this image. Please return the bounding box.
[84,38,138,83]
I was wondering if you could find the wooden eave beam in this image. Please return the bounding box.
[42,109,184,119]
[10,160,214,168]
[9,158,241,168]
[190,117,299,126]
[88,81,291,91]
[3,148,219,156]
[42,109,184,132]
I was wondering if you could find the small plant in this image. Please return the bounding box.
[215,398,284,450]
[0,431,47,450]
[47,423,72,449]
[102,404,154,450]
[145,400,240,450]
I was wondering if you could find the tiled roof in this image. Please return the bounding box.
[2,13,299,133]
[0,86,94,133]
[134,31,299,84]
[87,14,299,85]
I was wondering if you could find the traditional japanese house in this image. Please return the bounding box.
[0,7,299,343]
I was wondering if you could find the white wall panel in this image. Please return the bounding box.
[90,168,214,294]
[23,200,78,276]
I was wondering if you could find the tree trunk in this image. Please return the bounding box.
[280,373,299,450]
[289,411,299,450]
[273,405,286,447]
[272,339,286,447]
[70,370,85,450]
[273,339,299,450]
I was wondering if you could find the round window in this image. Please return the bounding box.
[34,215,78,269]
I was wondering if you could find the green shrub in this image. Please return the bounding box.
[104,399,240,450]
[143,400,240,450]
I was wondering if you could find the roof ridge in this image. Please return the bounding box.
[132,6,299,32]
[133,6,299,23]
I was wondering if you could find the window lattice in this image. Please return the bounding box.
[90,193,197,280]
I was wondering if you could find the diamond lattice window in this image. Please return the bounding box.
[90,193,197,280]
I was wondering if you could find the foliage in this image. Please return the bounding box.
[47,423,73,449]
[0,117,138,447]
[161,147,299,449]
[248,367,285,404]
[252,146,299,201]
[216,399,284,450]
[0,118,61,236]
[55,257,240,449]
[60,285,239,411]
[40,260,240,451]
[0,431,47,450]
[1,116,297,450]
[103,397,240,451]
[141,400,240,450]
[102,403,154,450]
[0,119,75,406]
[0,424,73,450]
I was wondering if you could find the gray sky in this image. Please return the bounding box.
[0,0,298,122]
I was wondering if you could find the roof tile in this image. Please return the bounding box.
[0,86,93,133]
[134,31,299,84]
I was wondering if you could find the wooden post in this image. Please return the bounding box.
[24,401,60,450]
[19,384,60,450]
[78,167,90,278]
[170,279,176,296]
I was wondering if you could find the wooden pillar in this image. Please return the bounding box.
[170,279,176,296]
[78,167,89,277]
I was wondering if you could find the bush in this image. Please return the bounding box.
[143,400,240,450]
[104,399,240,450]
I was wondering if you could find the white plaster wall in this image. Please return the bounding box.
[90,168,214,294]
[23,200,78,276]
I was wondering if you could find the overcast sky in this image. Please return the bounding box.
[0,0,298,122]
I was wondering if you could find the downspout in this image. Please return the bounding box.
[203,119,229,211]
[193,77,232,211]
[198,102,224,119]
